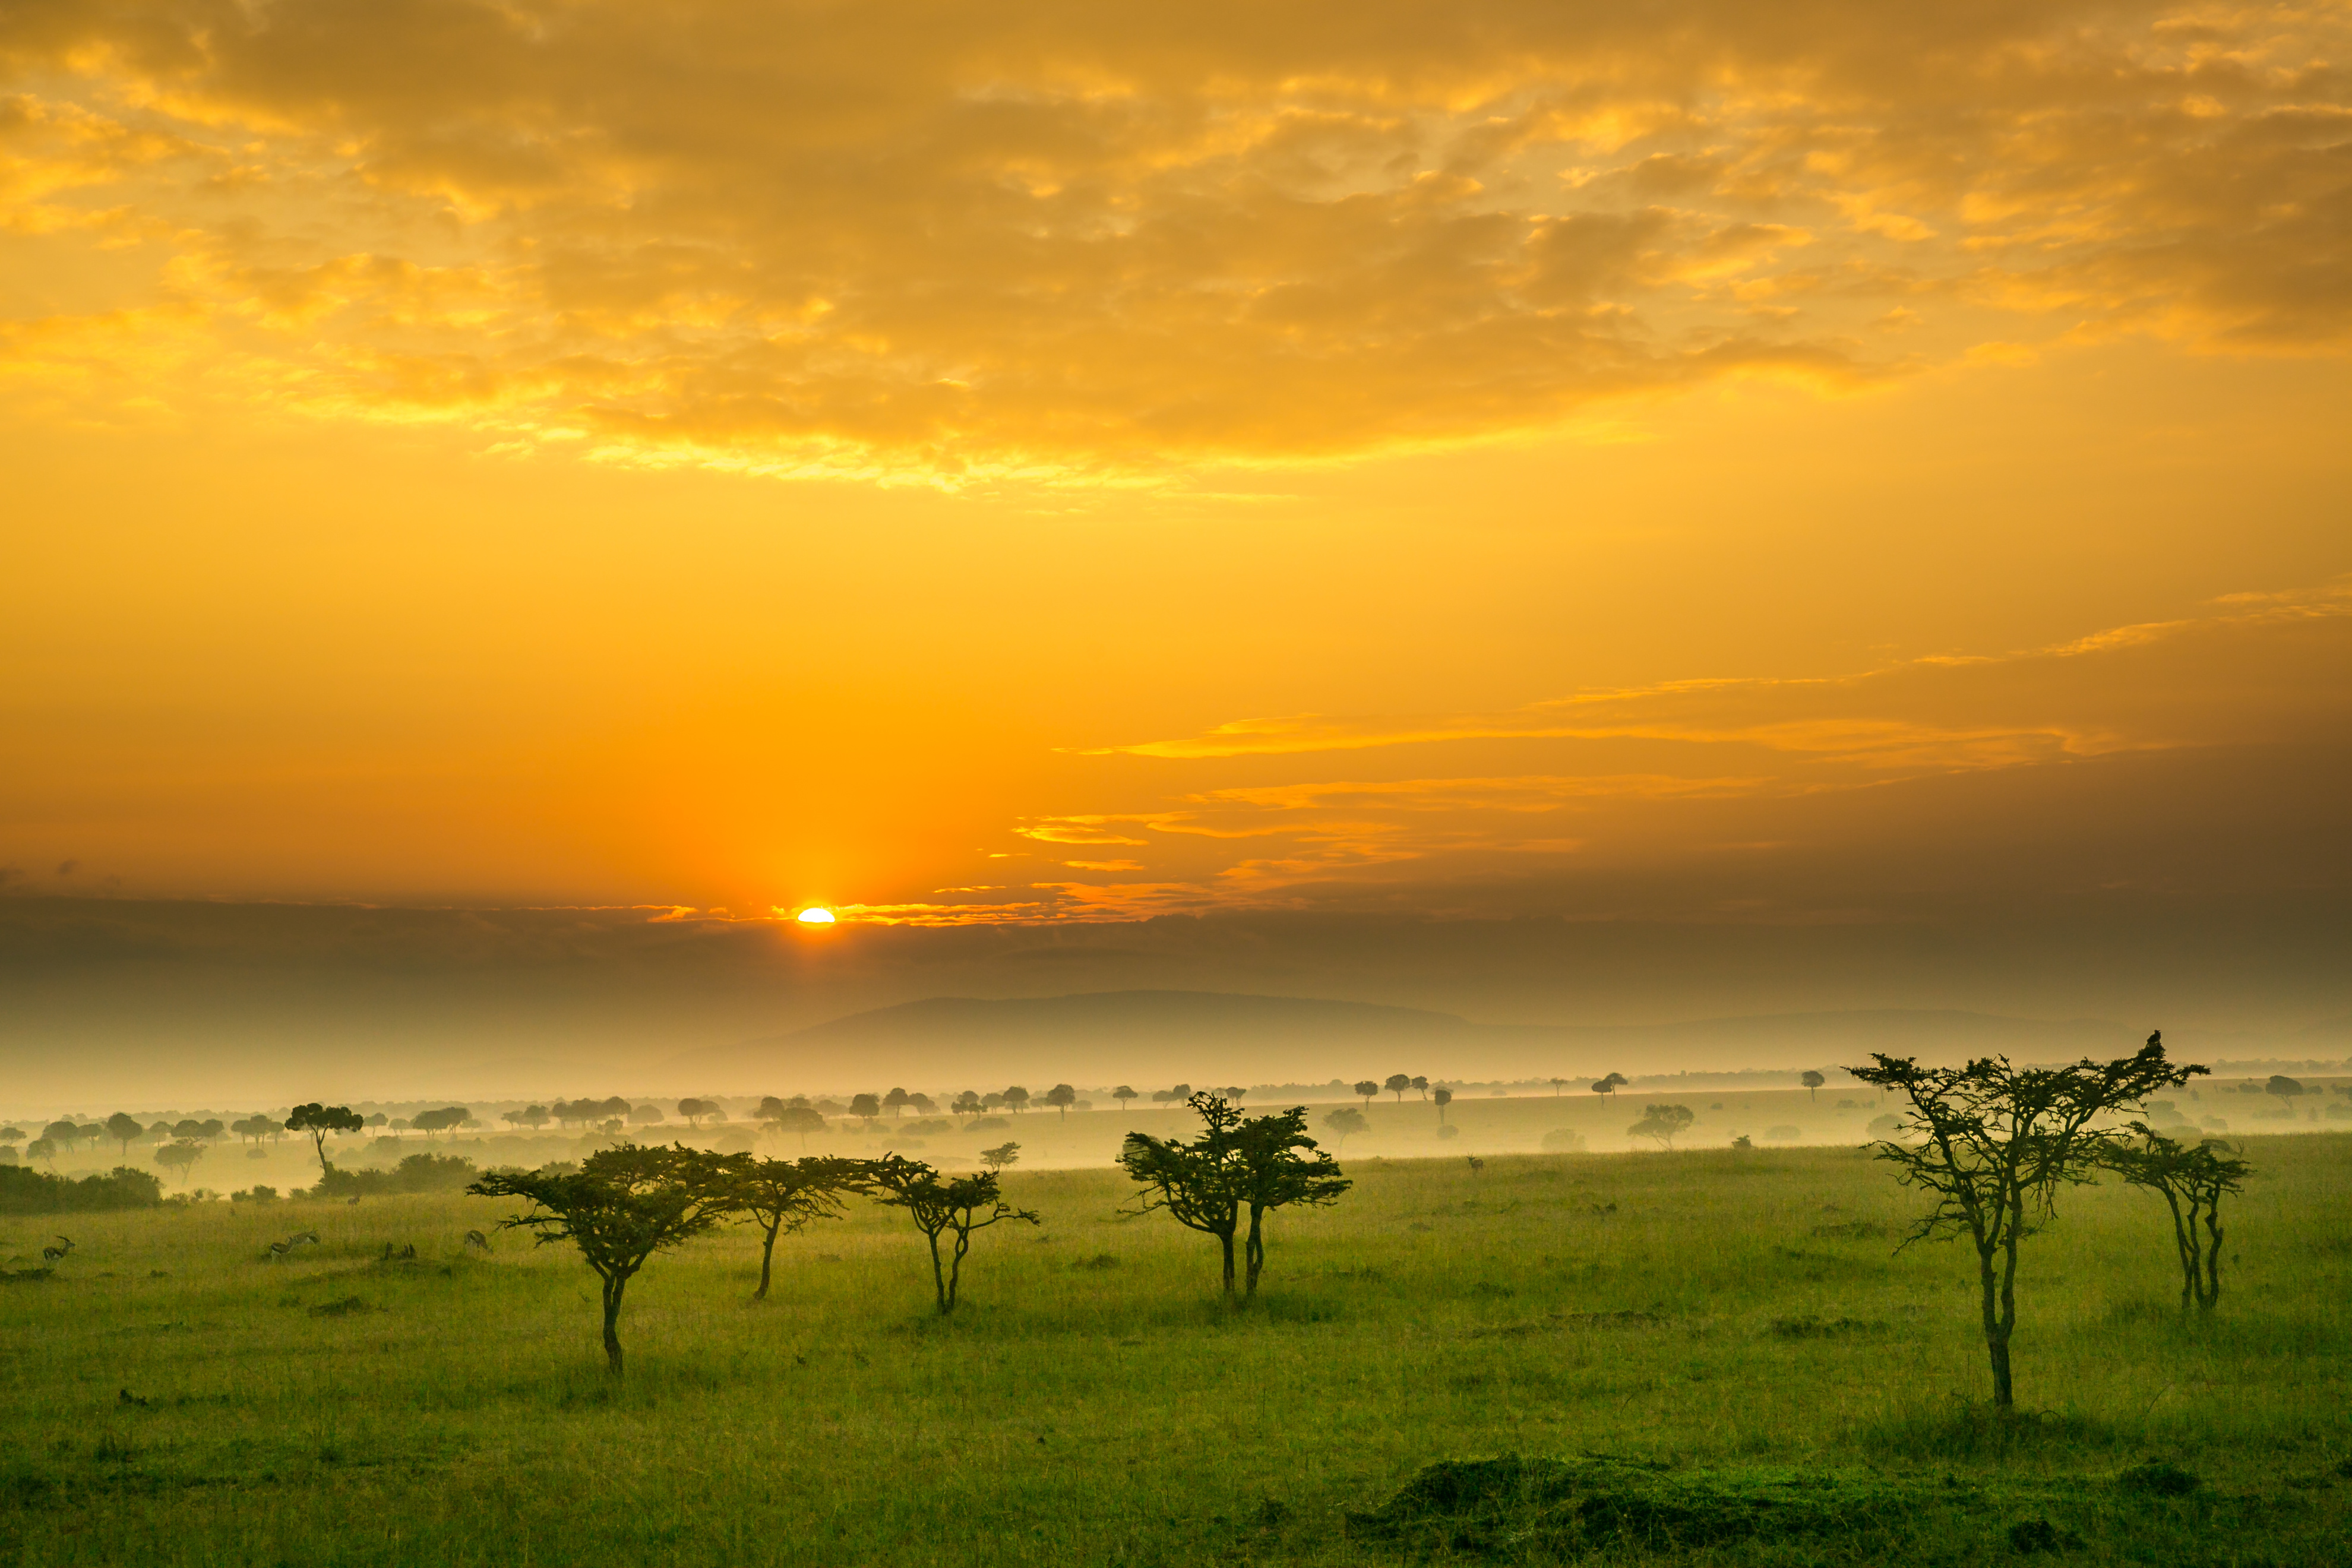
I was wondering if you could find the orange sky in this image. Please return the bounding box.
[4,0,2348,947]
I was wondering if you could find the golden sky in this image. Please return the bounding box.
[4,0,2348,940]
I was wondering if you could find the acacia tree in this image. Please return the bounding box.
[286,1104,365,1173]
[849,1093,881,1127]
[1320,1106,1368,1151]
[1045,1084,1077,1118]
[1112,1086,1137,1110]
[1412,1076,1429,1099]
[1002,1086,1032,1115]
[155,1139,204,1186]
[469,1145,732,1373]
[676,1098,714,1128]
[1433,1088,1453,1123]
[1851,1032,2201,1407]
[1627,1104,1695,1149]
[774,1106,827,1149]
[701,1153,866,1300]
[105,1112,144,1156]
[979,1142,1020,1171]
[1229,1105,1350,1294]
[1352,1080,1379,1106]
[1592,1072,1627,1099]
[1384,1074,1412,1104]
[2104,1126,2250,1313]
[952,1091,984,1121]
[864,1154,1039,1314]
[1801,1070,1826,1101]
[1121,1093,1245,1296]
[884,1088,912,1119]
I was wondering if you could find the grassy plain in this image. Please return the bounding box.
[2,1133,2347,1566]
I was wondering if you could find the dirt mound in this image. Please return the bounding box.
[1346,1453,1927,1554]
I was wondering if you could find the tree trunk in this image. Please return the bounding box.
[1218,1229,1236,1298]
[927,1227,951,1314]
[2200,1205,2225,1312]
[755,1218,780,1301]
[1244,1207,1266,1295]
[946,1225,972,1313]
[601,1274,627,1376]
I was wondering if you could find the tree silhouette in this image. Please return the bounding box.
[1433,1088,1453,1123]
[1228,1104,1349,1294]
[469,1145,731,1374]
[506,1105,551,1130]
[286,1104,365,1173]
[156,1140,204,1186]
[27,1137,56,1169]
[849,1093,881,1127]
[1045,1084,1077,1118]
[774,1106,827,1150]
[755,1096,788,1125]
[1592,1073,1627,1099]
[1851,1030,2201,1407]
[1627,1104,1695,1149]
[1384,1074,1412,1104]
[2105,1126,2250,1313]
[700,1153,865,1300]
[1320,1106,1368,1152]
[1353,1080,1379,1106]
[979,1141,1020,1171]
[1121,1093,1245,1297]
[952,1090,984,1121]
[412,1107,467,1140]
[1801,1070,1826,1101]
[865,1155,1038,1314]
[1112,1086,1137,1109]
[676,1098,714,1128]
[884,1088,912,1119]
[1549,1077,1567,1096]
[1411,1076,1428,1099]
[2265,1075,2306,1115]
[105,1112,143,1157]
[1003,1086,1032,1115]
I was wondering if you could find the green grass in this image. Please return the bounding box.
[2,1134,2347,1566]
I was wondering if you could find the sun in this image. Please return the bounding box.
[795,906,837,925]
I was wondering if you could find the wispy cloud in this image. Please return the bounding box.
[2,1,2345,476]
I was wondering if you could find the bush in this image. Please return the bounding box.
[312,1153,478,1197]
[965,1117,1011,1131]
[1766,1126,1803,1142]
[1540,1128,1588,1152]
[0,1165,165,1215]
[1436,1124,1460,1140]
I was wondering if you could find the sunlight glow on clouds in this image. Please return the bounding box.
[2,0,2347,478]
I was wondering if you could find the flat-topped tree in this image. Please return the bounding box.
[469,1145,731,1374]
[2106,1126,2250,1313]
[1045,1084,1077,1118]
[1120,1093,1244,1297]
[1112,1085,1137,1109]
[1352,1080,1379,1106]
[700,1153,867,1300]
[1628,1104,1695,1149]
[773,1105,827,1149]
[105,1112,143,1156]
[1851,1029,2202,1407]
[1592,1072,1627,1099]
[286,1104,365,1173]
[1229,1105,1349,1295]
[1384,1074,1412,1103]
[1002,1085,1032,1114]
[883,1088,911,1119]
[979,1142,1020,1171]
[864,1154,1038,1314]
[1320,1106,1368,1151]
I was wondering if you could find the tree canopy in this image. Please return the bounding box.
[469,1144,734,1373]
[1851,1031,2202,1406]
[864,1154,1038,1313]
[286,1104,365,1171]
[699,1152,866,1300]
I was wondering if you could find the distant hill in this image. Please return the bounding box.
[663,990,2186,1092]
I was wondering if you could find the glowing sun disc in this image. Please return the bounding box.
[796,906,837,925]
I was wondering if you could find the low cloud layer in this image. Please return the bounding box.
[4,0,2347,476]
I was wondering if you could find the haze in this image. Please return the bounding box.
[4,0,2348,1109]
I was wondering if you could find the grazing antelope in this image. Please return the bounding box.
[290,1231,320,1247]
[1464,1157,1485,1174]
[40,1237,72,1263]
[381,1241,416,1261]
[463,1229,492,1253]
[265,1238,292,1260]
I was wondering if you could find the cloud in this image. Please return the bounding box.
[0,0,2344,476]
[907,579,2352,919]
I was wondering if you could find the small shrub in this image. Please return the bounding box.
[1540,1128,1587,1152]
